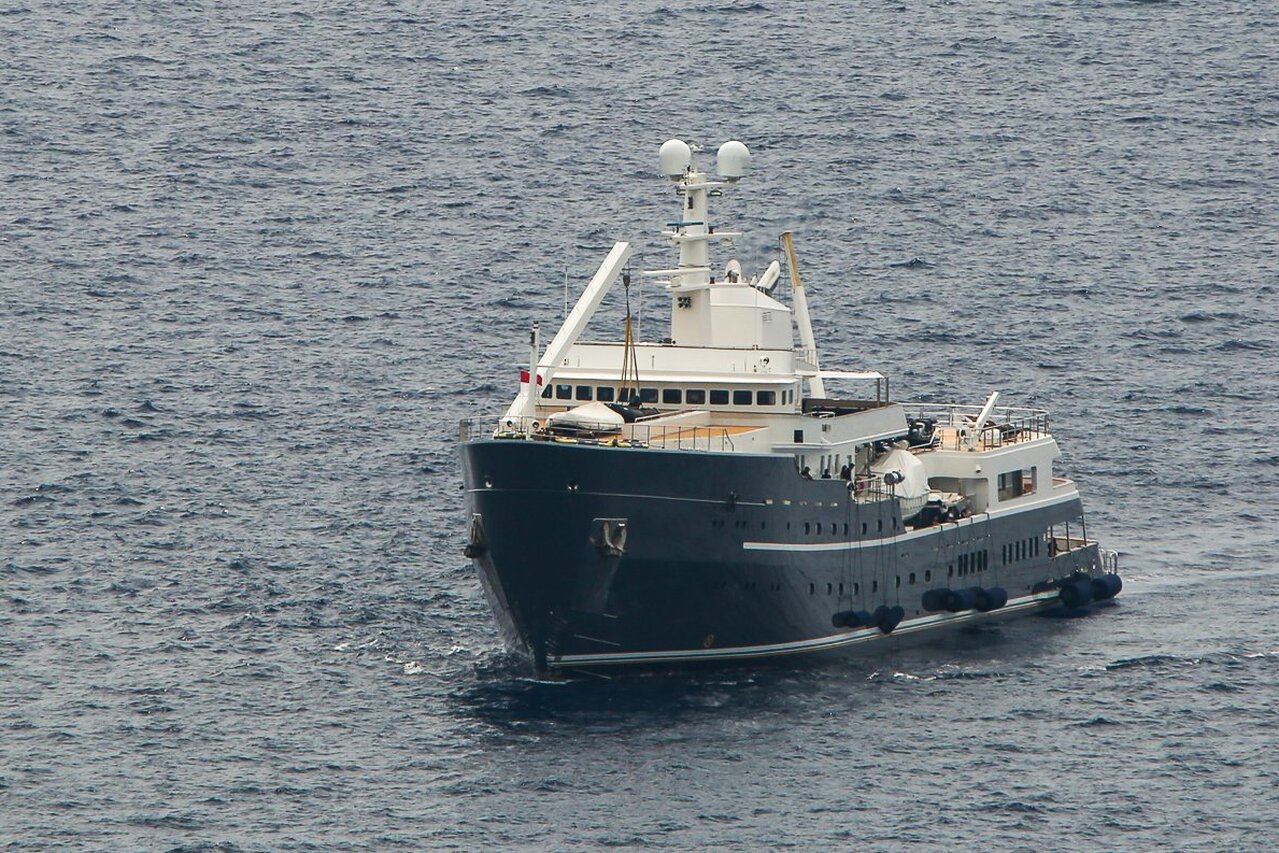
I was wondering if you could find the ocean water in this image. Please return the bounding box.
[3,0,1277,849]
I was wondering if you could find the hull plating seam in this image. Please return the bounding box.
[465,487,769,509]
[550,591,1059,668]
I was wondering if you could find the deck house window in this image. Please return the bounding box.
[757,390,776,405]
[663,388,682,404]
[710,390,729,405]
[575,386,593,400]
[596,386,615,402]
[555,384,572,400]
[733,390,752,405]
[686,389,705,405]
[998,470,1029,501]
[639,388,658,403]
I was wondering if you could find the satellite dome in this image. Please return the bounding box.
[659,138,692,179]
[716,140,752,181]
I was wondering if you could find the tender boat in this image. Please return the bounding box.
[459,138,1121,674]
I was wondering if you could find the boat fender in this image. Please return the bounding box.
[463,542,487,559]
[975,586,1008,611]
[870,604,888,628]
[1058,577,1094,608]
[945,587,978,612]
[878,605,904,634]
[833,609,873,629]
[1091,573,1123,601]
[921,588,950,612]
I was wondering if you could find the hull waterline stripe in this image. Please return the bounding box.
[550,591,1058,668]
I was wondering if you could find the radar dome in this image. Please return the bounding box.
[659,139,692,179]
[716,140,752,181]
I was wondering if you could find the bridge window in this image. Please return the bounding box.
[757,390,776,405]
[575,385,593,400]
[686,389,706,405]
[663,388,682,404]
[710,390,729,405]
[733,390,753,405]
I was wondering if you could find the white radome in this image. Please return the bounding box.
[716,140,752,181]
[659,138,692,179]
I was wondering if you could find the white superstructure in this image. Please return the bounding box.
[489,139,1080,528]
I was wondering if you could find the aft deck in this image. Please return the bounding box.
[903,401,1051,452]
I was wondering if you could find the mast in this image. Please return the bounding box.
[647,139,749,348]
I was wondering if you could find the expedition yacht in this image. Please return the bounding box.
[459,139,1120,674]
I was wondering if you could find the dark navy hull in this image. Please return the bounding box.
[460,438,1107,673]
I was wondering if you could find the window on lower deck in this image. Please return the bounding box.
[686,389,706,405]
[639,388,658,403]
[575,386,593,400]
[662,388,682,404]
[757,390,776,406]
[710,390,729,405]
[555,384,572,399]
[596,386,615,402]
[733,390,752,406]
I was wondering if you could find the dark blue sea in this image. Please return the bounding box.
[3,0,1277,849]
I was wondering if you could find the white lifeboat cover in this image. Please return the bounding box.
[545,401,624,432]
[870,448,929,500]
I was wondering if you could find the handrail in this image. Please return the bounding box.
[460,416,747,453]
[901,401,1051,451]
